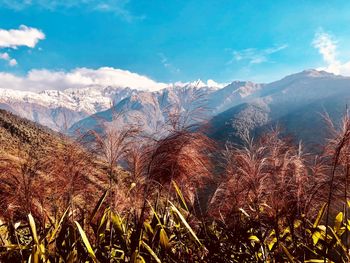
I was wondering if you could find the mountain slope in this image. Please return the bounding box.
[0,109,61,157]
[208,70,350,146]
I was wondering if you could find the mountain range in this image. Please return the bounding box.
[1,69,350,146]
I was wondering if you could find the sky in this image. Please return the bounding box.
[0,0,350,91]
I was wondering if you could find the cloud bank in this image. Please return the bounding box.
[312,30,350,76]
[0,67,227,92]
[0,67,168,92]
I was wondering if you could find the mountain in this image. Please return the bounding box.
[208,70,350,147]
[0,85,136,132]
[3,69,350,147]
[0,75,263,134]
[68,80,264,135]
[207,81,261,114]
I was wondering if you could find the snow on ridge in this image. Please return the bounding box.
[0,87,113,113]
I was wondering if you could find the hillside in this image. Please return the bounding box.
[0,109,61,157]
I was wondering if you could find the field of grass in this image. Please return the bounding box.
[1,110,350,262]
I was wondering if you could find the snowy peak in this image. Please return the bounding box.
[1,69,348,133]
[172,79,226,90]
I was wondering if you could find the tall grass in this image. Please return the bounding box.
[2,109,350,262]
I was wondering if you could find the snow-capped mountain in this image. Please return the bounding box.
[0,85,137,131]
[3,69,348,144]
[68,80,261,135]
[0,79,252,132]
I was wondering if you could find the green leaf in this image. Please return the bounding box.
[75,221,98,263]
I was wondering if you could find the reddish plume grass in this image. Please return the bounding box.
[208,128,321,230]
[146,130,216,203]
[0,150,47,224]
[41,140,102,221]
[322,111,350,255]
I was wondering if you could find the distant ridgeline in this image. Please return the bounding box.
[1,70,350,149]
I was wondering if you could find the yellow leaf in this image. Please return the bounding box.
[159,228,170,249]
[313,203,327,228]
[312,231,322,245]
[280,244,295,263]
[172,180,189,212]
[249,235,260,242]
[168,201,202,246]
[142,241,161,263]
[75,221,98,263]
[334,212,343,234]
[28,214,39,245]
[49,206,69,243]
[268,237,277,250]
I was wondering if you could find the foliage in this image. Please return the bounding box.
[2,108,350,262]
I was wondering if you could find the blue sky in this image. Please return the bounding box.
[0,0,350,87]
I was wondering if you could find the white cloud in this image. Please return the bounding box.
[0,52,17,67]
[206,79,227,88]
[0,25,45,49]
[228,44,288,65]
[0,67,168,92]
[0,25,44,66]
[312,29,350,76]
[9,59,18,66]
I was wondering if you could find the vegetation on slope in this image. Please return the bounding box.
[1,107,350,262]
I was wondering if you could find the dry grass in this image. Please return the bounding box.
[3,105,350,261]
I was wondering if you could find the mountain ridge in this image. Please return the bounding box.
[1,69,349,145]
